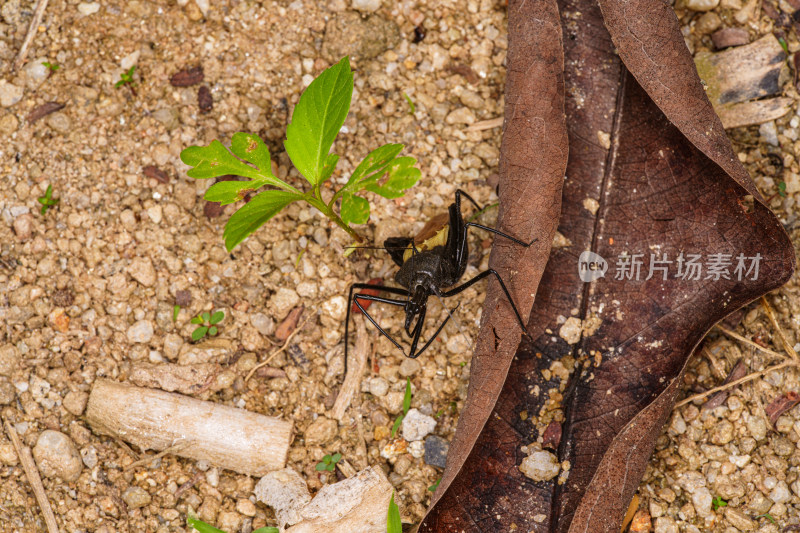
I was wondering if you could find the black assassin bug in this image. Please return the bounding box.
[344,189,535,368]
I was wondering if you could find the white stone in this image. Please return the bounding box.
[401,409,436,442]
[408,440,424,458]
[270,288,300,319]
[23,59,49,89]
[559,317,582,345]
[686,0,719,10]
[126,320,154,344]
[77,2,100,15]
[770,480,791,503]
[692,487,713,518]
[654,517,679,533]
[120,51,140,71]
[321,295,347,322]
[352,0,381,11]
[519,450,560,482]
[255,468,312,528]
[367,377,389,397]
[0,80,23,107]
[127,257,156,286]
[32,430,82,482]
[759,121,779,147]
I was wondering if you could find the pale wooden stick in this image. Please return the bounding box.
[715,325,785,360]
[329,319,370,420]
[85,379,292,476]
[3,420,60,533]
[245,316,311,382]
[12,0,50,71]
[760,296,799,361]
[466,116,503,131]
[674,360,798,408]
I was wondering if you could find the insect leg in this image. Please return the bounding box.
[409,309,455,358]
[454,189,484,212]
[441,269,529,334]
[406,305,427,358]
[345,283,409,376]
[465,222,538,248]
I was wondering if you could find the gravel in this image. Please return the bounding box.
[32,430,83,482]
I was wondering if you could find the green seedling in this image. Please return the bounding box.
[778,180,787,198]
[386,492,402,533]
[428,478,441,492]
[403,92,415,115]
[37,185,59,215]
[191,310,224,341]
[711,496,727,511]
[391,378,413,438]
[757,513,777,524]
[115,66,137,95]
[188,513,278,533]
[172,305,181,322]
[180,57,421,251]
[778,36,789,54]
[42,61,59,72]
[315,452,342,472]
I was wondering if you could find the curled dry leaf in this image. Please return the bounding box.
[143,165,170,184]
[26,101,65,123]
[765,391,800,426]
[170,65,204,87]
[418,0,794,531]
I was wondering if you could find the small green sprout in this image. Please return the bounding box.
[315,452,342,472]
[180,57,421,251]
[115,66,137,92]
[757,513,777,524]
[187,513,278,533]
[387,492,402,533]
[391,378,413,438]
[42,61,59,72]
[428,478,441,492]
[711,496,727,511]
[403,92,415,115]
[37,185,59,215]
[778,180,787,198]
[172,305,181,322]
[778,36,789,54]
[190,310,224,341]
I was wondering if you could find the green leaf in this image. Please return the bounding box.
[223,190,301,251]
[402,377,412,414]
[187,515,226,533]
[331,452,342,463]
[364,157,421,199]
[387,492,402,533]
[252,528,280,533]
[204,181,261,205]
[315,462,328,471]
[210,311,225,324]
[208,326,218,336]
[343,143,405,191]
[428,478,441,492]
[181,140,263,181]
[403,93,416,115]
[320,153,340,185]
[391,414,404,438]
[201,312,211,323]
[190,316,203,325]
[284,57,353,185]
[192,326,208,341]
[173,305,180,322]
[230,132,274,175]
[340,192,370,225]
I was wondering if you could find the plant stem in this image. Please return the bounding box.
[305,192,363,243]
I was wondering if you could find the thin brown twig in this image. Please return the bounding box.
[715,325,785,360]
[123,441,188,471]
[760,296,799,361]
[3,420,60,533]
[12,0,50,72]
[465,116,503,131]
[674,360,799,408]
[245,316,311,382]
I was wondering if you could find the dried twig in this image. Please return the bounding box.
[715,325,785,360]
[674,359,799,408]
[760,296,799,361]
[329,319,370,420]
[123,441,189,471]
[3,420,60,533]
[245,316,311,382]
[466,116,504,131]
[12,0,50,72]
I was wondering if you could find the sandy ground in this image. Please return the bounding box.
[0,0,798,532]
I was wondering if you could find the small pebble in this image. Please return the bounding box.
[46,112,72,133]
[236,498,257,517]
[694,12,721,34]
[653,517,678,533]
[399,358,421,377]
[270,288,300,320]
[408,439,424,459]
[559,317,582,345]
[0,80,23,108]
[12,213,33,241]
[126,320,154,344]
[77,2,100,15]
[250,313,274,336]
[711,27,749,49]
[304,416,338,445]
[519,450,560,482]
[128,257,156,286]
[424,435,449,468]
[352,0,381,12]
[445,107,476,125]
[122,486,151,509]
[686,0,719,11]
[32,430,83,482]
[80,446,98,468]
[0,344,20,377]
[402,408,436,442]
[63,391,89,415]
[368,377,389,397]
